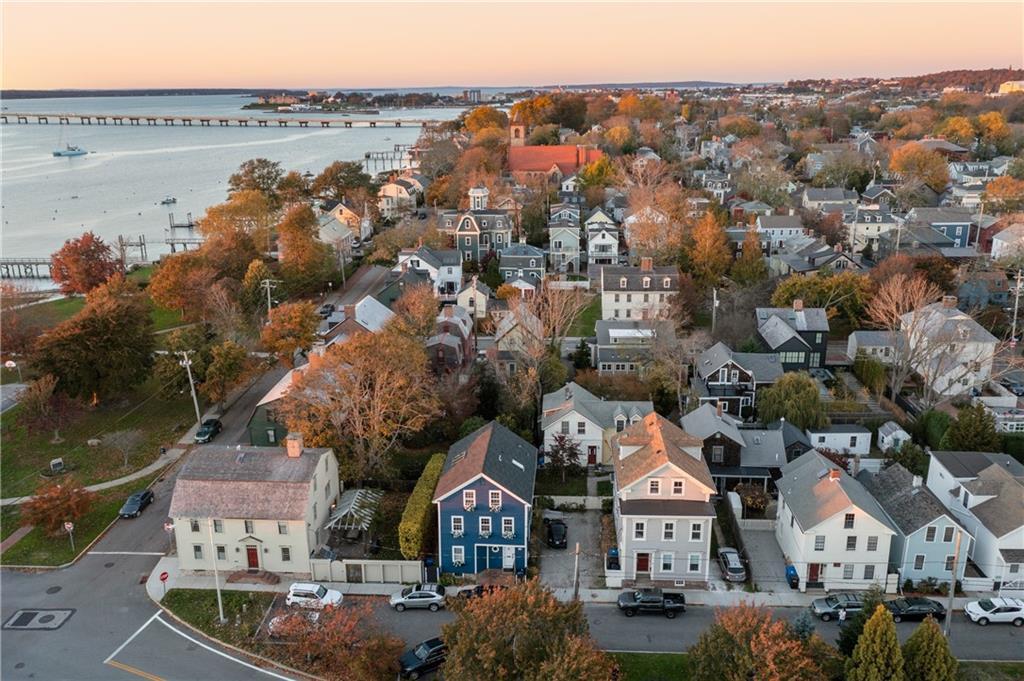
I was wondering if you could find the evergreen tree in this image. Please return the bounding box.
[902,616,957,681]
[939,403,1001,452]
[790,610,816,642]
[240,259,274,315]
[572,339,592,369]
[846,605,905,681]
[730,226,768,286]
[838,585,885,656]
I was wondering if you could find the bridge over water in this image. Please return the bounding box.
[0,112,438,128]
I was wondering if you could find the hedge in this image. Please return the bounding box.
[398,452,446,560]
[920,410,951,449]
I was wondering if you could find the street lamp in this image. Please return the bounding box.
[4,360,22,382]
[208,519,226,624]
[176,351,202,429]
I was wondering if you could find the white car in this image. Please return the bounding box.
[964,598,1024,626]
[285,582,343,609]
[389,583,447,612]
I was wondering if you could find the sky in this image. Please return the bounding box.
[2,1,1022,90]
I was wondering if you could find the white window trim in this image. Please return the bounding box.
[479,516,492,537]
[634,521,646,540]
[687,553,701,573]
[463,490,476,510]
[672,479,684,496]
[660,552,675,572]
[663,521,675,541]
[452,546,465,566]
[690,521,703,542]
[489,490,502,511]
[648,479,661,495]
[451,515,464,536]
[502,516,515,538]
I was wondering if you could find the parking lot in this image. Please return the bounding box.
[538,510,604,589]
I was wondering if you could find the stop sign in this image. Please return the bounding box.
[64,522,74,533]
[159,571,169,583]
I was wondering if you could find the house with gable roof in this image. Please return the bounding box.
[611,413,717,584]
[498,242,546,283]
[599,258,678,321]
[456,276,492,320]
[437,186,515,262]
[548,219,581,273]
[394,245,463,300]
[692,341,783,419]
[755,301,830,370]
[541,382,653,466]
[433,421,537,575]
[585,206,621,266]
[925,451,1024,591]
[508,144,604,184]
[775,450,896,591]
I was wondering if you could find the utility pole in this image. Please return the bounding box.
[260,278,280,315]
[1012,269,1022,345]
[711,287,720,334]
[208,519,226,624]
[176,351,202,429]
[572,541,581,601]
[944,528,962,638]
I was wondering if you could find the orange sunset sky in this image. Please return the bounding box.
[2,1,1022,90]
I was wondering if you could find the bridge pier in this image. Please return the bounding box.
[113,117,123,125]
[344,121,352,128]
[17,116,27,123]
[321,121,330,127]
[59,116,69,124]
[39,116,49,124]
[200,119,210,126]
[240,120,248,126]
[129,117,139,125]
[146,118,157,125]
[369,121,376,127]
[394,121,402,127]
[164,118,175,125]
[80,117,91,124]
[277,120,287,126]
[299,121,308,127]
[258,120,267,127]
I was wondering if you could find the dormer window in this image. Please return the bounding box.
[615,417,626,432]
[663,277,671,288]
[642,277,651,289]
[481,220,488,227]
[620,277,627,289]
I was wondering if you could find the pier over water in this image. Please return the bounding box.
[0,112,438,129]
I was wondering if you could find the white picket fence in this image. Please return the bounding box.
[309,558,422,584]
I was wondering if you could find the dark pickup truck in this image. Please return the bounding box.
[616,588,687,619]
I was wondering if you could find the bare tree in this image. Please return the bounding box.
[104,429,145,469]
[650,328,713,417]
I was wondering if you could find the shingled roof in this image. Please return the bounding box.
[857,463,960,536]
[433,421,537,504]
[612,413,714,492]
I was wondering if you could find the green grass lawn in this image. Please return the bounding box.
[569,295,601,338]
[13,295,186,335]
[0,474,157,566]
[534,469,587,496]
[611,652,690,681]
[370,490,412,560]
[1,377,193,498]
[162,589,276,649]
[596,480,614,496]
[960,661,1024,681]
[126,265,155,284]
[1,506,22,543]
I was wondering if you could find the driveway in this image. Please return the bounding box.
[738,528,790,592]
[539,510,603,589]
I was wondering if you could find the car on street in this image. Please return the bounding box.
[267,610,320,638]
[1003,381,1024,397]
[810,592,864,621]
[452,584,507,601]
[399,637,446,679]
[390,583,447,612]
[545,518,568,549]
[118,490,154,518]
[193,418,223,444]
[964,598,1024,626]
[616,587,686,619]
[285,582,343,609]
[883,597,946,622]
[717,547,746,582]
[317,303,336,318]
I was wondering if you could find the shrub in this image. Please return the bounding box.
[535,495,555,510]
[398,453,446,560]
[903,579,915,593]
[601,498,613,514]
[734,483,770,516]
[21,477,96,537]
[919,410,950,449]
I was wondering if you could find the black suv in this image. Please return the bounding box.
[399,637,445,679]
[545,519,568,549]
[194,418,223,444]
[884,597,946,622]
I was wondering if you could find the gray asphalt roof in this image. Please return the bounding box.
[857,464,958,536]
[434,421,537,504]
[619,499,715,517]
[696,342,784,383]
[680,404,744,446]
[738,426,788,468]
[756,307,830,332]
[777,450,896,533]
[541,382,652,431]
[757,315,810,350]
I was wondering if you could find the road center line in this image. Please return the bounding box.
[154,614,294,680]
[89,551,167,556]
[104,611,162,663]
[106,659,166,681]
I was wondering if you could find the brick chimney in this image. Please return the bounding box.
[343,304,356,319]
[716,401,724,417]
[942,295,957,309]
[828,469,841,482]
[793,299,804,312]
[640,256,653,272]
[308,350,324,370]
[285,432,303,458]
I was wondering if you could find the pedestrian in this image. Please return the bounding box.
[838,607,847,627]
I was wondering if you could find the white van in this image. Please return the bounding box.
[285,582,343,609]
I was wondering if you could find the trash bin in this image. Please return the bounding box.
[607,547,620,571]
[786,564,799,589]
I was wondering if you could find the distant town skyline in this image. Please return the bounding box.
[3,2,1021,90]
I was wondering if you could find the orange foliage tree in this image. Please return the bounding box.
[22,477,96,537]
[687,211,732,289]
[984,176,1024,213]
[148,251,218,321]
[50,231,122,295]
[259,301,319,367]
[889,142,949,192]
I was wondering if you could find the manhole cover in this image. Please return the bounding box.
[45,586,61,595]
[37,615,55,624]
[105,562,115,568]
[3,609,74,630]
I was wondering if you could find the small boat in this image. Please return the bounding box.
[160,196,177,205]
[53,145,87,157]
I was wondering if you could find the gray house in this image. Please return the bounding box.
[499,243,546,283]
[548,220,581,273]
[858,463,971,586]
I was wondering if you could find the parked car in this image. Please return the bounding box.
[399,637,446,679]
[964,598,1024,626]
[717,547,746,582]
[616,587,686,619]
[317,303,336,318]
[545,518,568,549]
[267,610,320,638]
[390,584,447,612]
[1003,382,1024,397]
[193,418,223,444]
[810,592,864,621]
[285,582,343,610]
[118,490,154,518]
[452,584,507,601]
[883,597,946,622]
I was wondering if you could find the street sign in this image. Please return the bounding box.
[164,522,174,533]
[159,571,169,583]
[4,361,16,369]
[64,522,74,533]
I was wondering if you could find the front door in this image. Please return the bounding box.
[636,552,650,574]
[587,446,597,465]
[808,563,821,584]
[246,545,259,570]
[502,546,515,570]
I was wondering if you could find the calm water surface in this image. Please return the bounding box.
[1,95,464,260]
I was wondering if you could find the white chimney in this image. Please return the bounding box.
[912,475,923,489]
[285,432,304,458]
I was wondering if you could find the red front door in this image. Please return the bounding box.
[808,563,820,583]
[636,552,650,574]
[246,545,259,569]
[587,446,597,465]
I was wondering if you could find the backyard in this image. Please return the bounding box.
[568,295,601,338]
[612,653,690,681]
[534,468,588,496]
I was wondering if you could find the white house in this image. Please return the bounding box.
[168,435,339,576]
[316,214,354,266]
[992,223,1024,262]
[755,214,805,251]
[377,178,419,220]
[877,421,911,453]
[456,276,492,320]
[548,220,582,273]
[541,382,653,466]
[925,450,1024,591]
[394,246,463,300]
[560,174,581,194]
[612,413,716,584]
[804,425,872,457]
[599,258,678,320]
[775,450,896,592]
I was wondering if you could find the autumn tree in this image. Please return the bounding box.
[757,372,829,430]
[690,604,823,681]
[939,403,1001,452]
[813,150,874,192]
[147,251,218,321]
[770,271,873,327]
[16,374,79,443]
[50,231,122,295]
[33,275,155,404]
[528,635,616,681]
[390,283,439,340]
[983,175,1024,213]
[153,324,216,396]
[104,429,144,469]
[718,115,762,138]
[228,158,283,203]
[278,328,440,479]
[259,301,319,367]
[730,226,768,286]
[650,328,712,417]
[272,602,404,681]
[198,340,251,407]
[977,111,1012,154]
[464,105,509,133]
[442,580,608,681]
[889,142,950,192]
[687,211,732,289]
[312,160,374,201]
[276,204,335,295]
[902,615,957,681]
[936,116,976,146]
[846,605,905,681]
[546,434,584,484]
[736,160,793,208]
[196,191,273,278]
[866,273,942,397]
[239,259,275,316]
[22,477,96,537]
[276,170,311,205]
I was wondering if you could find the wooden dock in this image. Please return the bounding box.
[0,257,52,279]
[0,112,438,129]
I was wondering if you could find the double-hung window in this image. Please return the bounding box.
[687,553,701,573]
[502,517,515,538]
[661,552,674,572]
[814,536,825,551]
[213,519,224,533]
[451,516,464,536]
[672,480,684,496]
[479,517,492,536]
[943,527,955,542]
[690,522,702,542]
[663,521,675,541]
[452,546,465,565]
[244,520,254,534]
[634,521,646,540]
[463,490,476,510]
[846,536,857,551]
[648,479,661,495]
[489,490,502,510]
